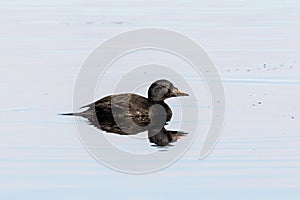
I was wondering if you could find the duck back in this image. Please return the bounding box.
[82,94,171,135]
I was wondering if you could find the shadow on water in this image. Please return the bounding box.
[81,113,188,147]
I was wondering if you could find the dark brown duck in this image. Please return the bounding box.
[63,79,188,146]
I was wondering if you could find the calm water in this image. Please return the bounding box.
[0,0,300,199]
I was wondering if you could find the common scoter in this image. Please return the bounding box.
[63,79,189,146]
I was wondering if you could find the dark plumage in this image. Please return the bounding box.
[62,79,188,146]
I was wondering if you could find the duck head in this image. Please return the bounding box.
[148,79,189,102]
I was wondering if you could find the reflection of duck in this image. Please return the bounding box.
[62,79,188,146]
[148,128,187,147]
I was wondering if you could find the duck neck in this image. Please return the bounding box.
[148,97,165,104]
[149,99,164,105]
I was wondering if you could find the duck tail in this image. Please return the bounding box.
[59,109,93,117]
[59,112,75,116]
[59,112,83,116]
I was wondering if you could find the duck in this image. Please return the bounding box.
[62,79,188,146]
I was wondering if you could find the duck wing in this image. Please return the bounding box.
[81,94,152,134]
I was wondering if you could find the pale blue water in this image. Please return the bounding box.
[1,0,300,199]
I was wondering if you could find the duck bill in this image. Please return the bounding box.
[172,88,189,97]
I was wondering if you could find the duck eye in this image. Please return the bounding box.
[167,88,173,95]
